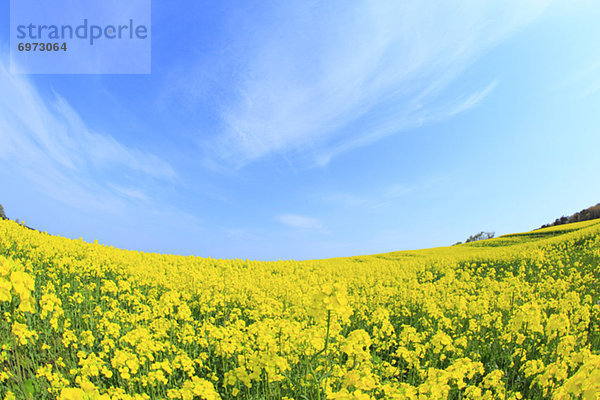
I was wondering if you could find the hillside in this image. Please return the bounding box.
[0,218,599,399]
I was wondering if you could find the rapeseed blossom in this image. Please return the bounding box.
[0,218,599,399]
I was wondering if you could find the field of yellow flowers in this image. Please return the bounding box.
[1,218,599,400]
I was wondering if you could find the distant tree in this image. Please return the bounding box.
[0,203,6,220]
[465,231,495,243]
[453,241,463,246]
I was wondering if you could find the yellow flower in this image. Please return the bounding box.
[10,270,35,298]
[341,329,372,362]
[0,278,11,302]
[59,388,85,400]
[11,321,37,345]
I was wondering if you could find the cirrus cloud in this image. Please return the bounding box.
[183,0,553,168]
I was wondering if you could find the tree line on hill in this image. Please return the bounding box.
[454,231,495,245]
[455,202,600,245]
[539,203,600,229]
[0,204,31,228]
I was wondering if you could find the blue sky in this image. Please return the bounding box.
[1,1,600,260]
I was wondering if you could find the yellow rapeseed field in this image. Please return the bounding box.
[0,218,599,399]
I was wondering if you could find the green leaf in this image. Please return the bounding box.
[23,379,35,397]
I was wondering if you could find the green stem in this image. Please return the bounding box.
[311,311,332,363]
[311,310,331,400]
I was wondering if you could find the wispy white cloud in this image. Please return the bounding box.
[277,214,324,231]
[322,193,370,208]
[0,59,177,212]
[108,184,151,204]
[547,57,600,100]
[444,80,499,117]
[324,182,414,209]
[570,62,600,99]
[184,0,551,168]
